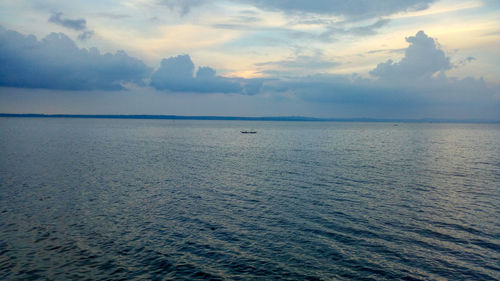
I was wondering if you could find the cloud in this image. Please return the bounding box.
[156,0,434,19]
[209,6,390,42]
[365,48,405,55]
[370,30,451,82]
[211,15,261,30]
[244,18,390,43]
[150,55,198,91]
[150,55,261,94]
[454,56,476,68]
[350,19,391,36]
[77,30,94,41]
[262,31,495,111]
[158,0,206,15]
[94,12,131,20]
[1,25,495,117]
[0,27,256,94]
[257,56,339,70]
[241,0,436,19]
[317,18,390,42]
[49,12,86,31]
[48,12,94,40]
[0,26,151,90]
[256,50,340,75]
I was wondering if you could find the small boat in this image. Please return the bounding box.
[241,130,257,134]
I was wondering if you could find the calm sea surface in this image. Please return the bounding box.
[0,118,499,280]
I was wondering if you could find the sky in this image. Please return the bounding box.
[0,0,499,119]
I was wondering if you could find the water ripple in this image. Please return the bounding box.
[1,119,499,280]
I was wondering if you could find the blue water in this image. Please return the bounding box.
[0,118,499,280]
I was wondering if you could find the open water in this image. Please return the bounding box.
[0,118,499,280]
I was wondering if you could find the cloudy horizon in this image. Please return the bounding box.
[1,0,499,119]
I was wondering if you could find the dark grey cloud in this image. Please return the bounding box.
[241,0,435,19]
[0,26,151,90]
[49,12,86,31]
[150,55,261,94]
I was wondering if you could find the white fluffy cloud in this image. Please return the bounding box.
[370,31,451,82]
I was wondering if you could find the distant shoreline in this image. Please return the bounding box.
[0,113,499,124]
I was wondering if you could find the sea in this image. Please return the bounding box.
[0,117,499,280]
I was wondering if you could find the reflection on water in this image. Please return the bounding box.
[1,118,499,280]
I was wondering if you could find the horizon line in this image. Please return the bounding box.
[1,113,499,124]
